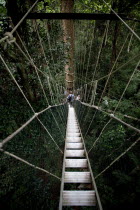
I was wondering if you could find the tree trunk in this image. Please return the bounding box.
[61,0,74,92]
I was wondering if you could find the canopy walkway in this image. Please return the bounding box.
[0,0,140,209]
[59,105,100,208]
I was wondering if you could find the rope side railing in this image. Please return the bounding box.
[76,53,140,86]
[14,42,65,139]
[0,149,61,180]
[0,103,65,149]
[95,137,140,179]
[0,54,63,154]
[12,21,67,133]
[81,56,140,142]
[81,102,140,134]
[80,33,139,134]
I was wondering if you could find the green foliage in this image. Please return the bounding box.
[0,0,140,209]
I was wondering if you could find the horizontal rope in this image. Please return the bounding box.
[95,137,140,179]
[0,149,61,180]
[0,103,65,149]
[80,102,140,134]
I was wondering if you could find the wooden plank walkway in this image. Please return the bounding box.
[59,106,96,209]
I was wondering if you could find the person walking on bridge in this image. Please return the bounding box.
[67,92,75,107]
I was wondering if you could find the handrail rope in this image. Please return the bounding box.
[42,19,67,127]
[35,20,56,104]
[85,21,96,83]
[75,109,103,210]
[11,27,65,94]
[86,21,108,103]
[79,20,90,88]
[45,21,58,76]
[20,45,65,139]
[34,21,55,105]
[79,25,105,124]
[14,36,65,101]
[0,54,35,113]
[81,21,93,88]
[0,103,64,148]
[35,21,66,128]
[107,133,137,158]
[95,137,140,179]
[75,53,140,86]
[76,20,83,88]
[113,59,140,113]
[102,0,140,41]
[14,40,65,139]
[0,0,39,44]
[81,21,94,88]
[97,33,130,106]
[82,32,137,137]
[0,54,63,154]
[81,102,140,134]
[80,21,107,124]
[36,117,63,153]
[74,20,81,88]
[86,59,140,153]
[82,31,130,127]
[43,20,67,125]
[55,83,67,126]
[0,149,61,180]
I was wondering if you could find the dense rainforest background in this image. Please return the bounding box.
[0,0,140,209]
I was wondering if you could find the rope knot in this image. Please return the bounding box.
[4,32,16,45]
[35,112,39,117]
[110,114,114,117]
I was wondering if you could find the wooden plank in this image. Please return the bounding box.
[66,150,85,157]
[67,121,78,126]
[63,190,96,206]
[66,143,83,149]
[66,137,82,142]
[67,127,79,130]
[67,129,79,133]
[64,172,91,183]
[65,159,88,168]
[67,133,81,137]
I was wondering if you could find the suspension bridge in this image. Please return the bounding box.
[0,0,140,209]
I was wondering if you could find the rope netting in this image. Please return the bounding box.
[0,0,140,209]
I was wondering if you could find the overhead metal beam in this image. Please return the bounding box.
[25,13,127,20]
[1,14,140,22]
